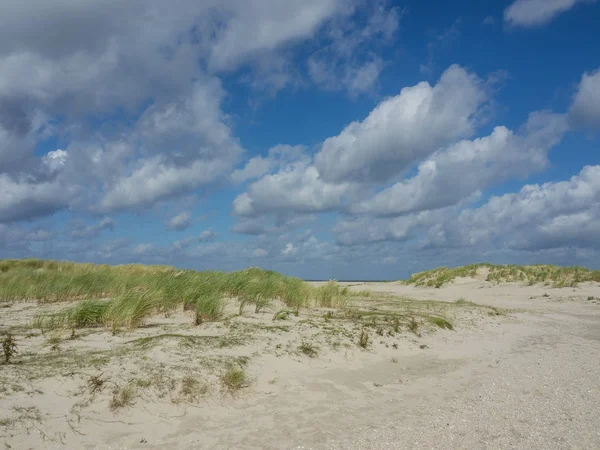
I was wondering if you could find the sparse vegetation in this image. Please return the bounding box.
[109,386,135,410]
[427,317,453,330]
[0,258,515,433]
[298,342,319,358]
[88,373,106,394]
[180,375,209,400]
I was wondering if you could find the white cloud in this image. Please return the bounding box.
[233,161,354,217]
[0,174,71,223]
[568,68,600,129]
[231,144,307,184]
[206,0,345,71]
[281,242,298,256]
[352,111,568,216]
[166,212,192,231]
[314,65,489,183]
[42,149,68,174]
[428,165,600,251]
[504,0,596,27]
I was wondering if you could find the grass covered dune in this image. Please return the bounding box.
[401,263,600,288]
[0,259,353,331]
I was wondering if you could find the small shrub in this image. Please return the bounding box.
[358,330,369,349]
[2,333,17,364]
[298,342,319,358]
[393,317,400,333]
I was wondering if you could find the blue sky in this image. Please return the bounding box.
[1,0,600,280]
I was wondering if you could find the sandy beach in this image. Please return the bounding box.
[1,272,599,449]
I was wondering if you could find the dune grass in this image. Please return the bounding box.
[5,259,362,331]
[314,281,351,308]
[401,263,600,288]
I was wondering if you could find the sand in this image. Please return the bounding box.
[1,276,599,449]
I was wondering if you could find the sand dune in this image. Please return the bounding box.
[1,274,599,449]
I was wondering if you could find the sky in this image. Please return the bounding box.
[1,0,600,280]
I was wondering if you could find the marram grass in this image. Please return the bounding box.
[401,263,600,288]
[7,259,353,330]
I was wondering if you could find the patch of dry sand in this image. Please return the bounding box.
[1,280,599,449]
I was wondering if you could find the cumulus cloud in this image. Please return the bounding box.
[314,65,489,183]
[167,212,193,231]
[0,175,71,223]
[504,0,596,27]
[568,68,600,129]
[233,161,354,217]
[0,0,363,221]
[231,145,308,184]
[428,165,600,251]
[352,111,568,216]
[232,65,489,223]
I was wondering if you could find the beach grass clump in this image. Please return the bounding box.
[221,367,249,394]
[314,281,351,308]
[104,291,158,329]
[193,292,225,325]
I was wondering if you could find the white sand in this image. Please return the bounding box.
[1,278,599,449]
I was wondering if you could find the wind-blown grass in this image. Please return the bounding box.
[5,260,376,332]
[104,292,158,329]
